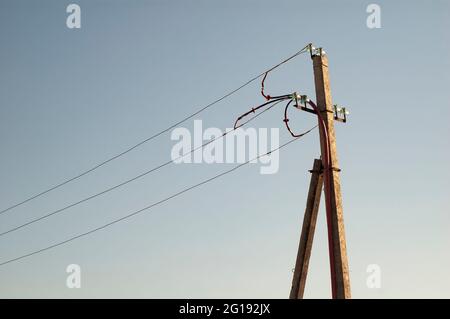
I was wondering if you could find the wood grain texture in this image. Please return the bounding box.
[289,159,324,299]
[313,54,351,299]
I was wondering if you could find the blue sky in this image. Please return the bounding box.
[0,0,449,298]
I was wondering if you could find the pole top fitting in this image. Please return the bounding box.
[308,44,326,58]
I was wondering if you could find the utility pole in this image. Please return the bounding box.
[290,159,323,299]
[290,46,351,299]
[312,48,351,299]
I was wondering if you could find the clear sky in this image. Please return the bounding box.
[0,0,449,298]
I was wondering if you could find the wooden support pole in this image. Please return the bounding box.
[290,159,323,299]
[312,51,351,298]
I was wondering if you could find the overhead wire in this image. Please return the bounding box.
[0,99,286,238]
[233,97,290,129]
[283,99,316,138]
[0,131,316,267]
[0,44,311,216]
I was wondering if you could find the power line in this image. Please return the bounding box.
[234,97,289,129]
[0,99,287,238]
[0,132,315,267]
[0,44,310,216]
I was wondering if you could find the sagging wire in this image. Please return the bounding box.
[233,91,318,141]
[260,72,292,102]
[284,98,304,138]
[239,62,327,144]
[232,42,335,193]
[259,67,315,138]
[261,72,270,100]
[233,97,290,129]
[236,66,294,130]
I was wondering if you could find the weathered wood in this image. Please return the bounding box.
[289,159,323,299]
[313,53,351,299]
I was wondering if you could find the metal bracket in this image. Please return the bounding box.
[292,92,349,124]
[308,44,326,59]
[333,105,349,123]
[309,166,341,174]
[293,94,316,115]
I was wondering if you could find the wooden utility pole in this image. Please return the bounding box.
[289,159,323,299]
[312,48,351,299]
[290,47,351,299]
